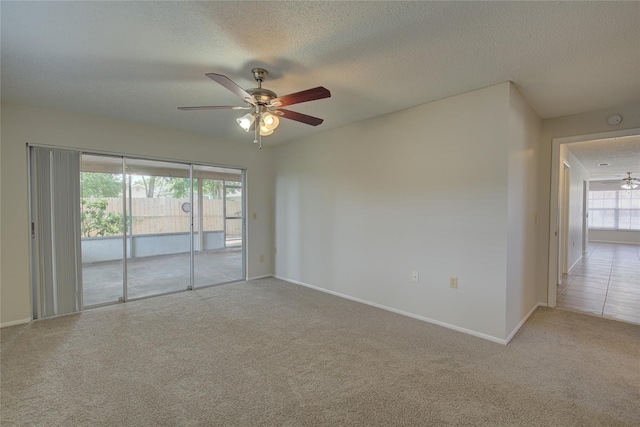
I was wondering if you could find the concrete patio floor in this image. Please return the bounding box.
[82,248,242,306]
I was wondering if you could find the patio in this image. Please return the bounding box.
[82,248,242,306]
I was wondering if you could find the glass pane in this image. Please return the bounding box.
[226,186,242,217]
[631,210,640,230]
[589,210,615,229]
[125,158,191,298]
[618,210,631,229]
[193,165,243,287]
[80,154,124,306]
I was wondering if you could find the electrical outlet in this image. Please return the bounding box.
[412,271,419,282]
[259,255,264,263]
[450,276,458,289]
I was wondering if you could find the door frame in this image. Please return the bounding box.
[29,143,248,314]
[547,127,640,307]
[559,162,570,282]
[582,180,589,254]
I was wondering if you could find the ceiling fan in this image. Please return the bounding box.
[599,172,640,189]
[178,68,330,148]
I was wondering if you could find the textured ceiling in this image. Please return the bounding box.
[567,136,640,182]
[1,1,639,146]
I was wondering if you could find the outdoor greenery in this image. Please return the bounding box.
[82,172,230,199]
[80,172,239,236]
[169,179,225,199]
[81,172,123,198]
[80,199,123,237]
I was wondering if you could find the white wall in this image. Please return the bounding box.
[274,82,540,342]
[0,102,274,326]
[560,146,590,270]
[505,84,541,338]
[536,103,640,305]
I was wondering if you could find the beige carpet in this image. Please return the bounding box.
[1,277,639,426]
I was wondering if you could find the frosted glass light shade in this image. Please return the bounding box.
[259,125,274,136]
[236,113,255,132]
[261,112,279,130]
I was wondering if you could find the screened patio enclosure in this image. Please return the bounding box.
[30,147,246,318]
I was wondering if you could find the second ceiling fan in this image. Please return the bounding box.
[178,68,331,148]
[600,172,640,189]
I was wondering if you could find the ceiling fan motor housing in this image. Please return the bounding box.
[247,87,277,105]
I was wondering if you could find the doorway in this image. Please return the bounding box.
[559,162,571,282]
[30,147,246,318]
[547,127,640,308]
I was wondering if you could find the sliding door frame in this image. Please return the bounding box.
[29,143,247,313]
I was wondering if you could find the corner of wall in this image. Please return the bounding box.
[505,84,542,337]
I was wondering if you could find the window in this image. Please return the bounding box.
[588,188,640,230]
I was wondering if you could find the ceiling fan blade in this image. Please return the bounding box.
[205,73,256,105]
[178,106,251,111]
[270,87,331,107]
[278,108,324,126]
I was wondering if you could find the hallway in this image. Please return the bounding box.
[558,242,640,324]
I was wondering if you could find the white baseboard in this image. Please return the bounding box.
[569,257,582,272]
[505,303,544,344]
[589,240,640,245]
[247,274,274,281]
[275,275,508,345]
[1,317,32,328]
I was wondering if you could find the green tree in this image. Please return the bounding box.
[81,199,123,237]
[139,176,175,198]
[81,172,122,198]
[169,179,225,199]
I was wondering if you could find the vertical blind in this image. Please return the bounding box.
[30,147,82,318]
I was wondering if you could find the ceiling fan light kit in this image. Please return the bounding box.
[621,172,639,189]
[602,172,640,189]
[178,68,330,149]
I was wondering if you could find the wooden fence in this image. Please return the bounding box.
[85,198,242,236]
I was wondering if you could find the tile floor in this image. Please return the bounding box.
[557,242,640,325]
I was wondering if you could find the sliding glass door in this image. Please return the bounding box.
[80,154,125,306]
[32,148,246,316]
[125,158,192,299]
[193,165,244,287]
